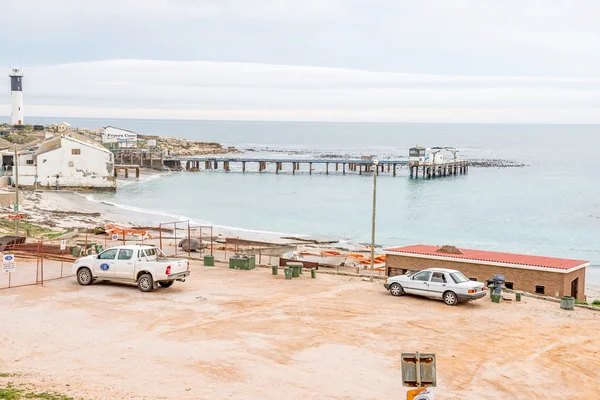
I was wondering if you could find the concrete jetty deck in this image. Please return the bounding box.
[165,157,409,176]
[164,156,469,178]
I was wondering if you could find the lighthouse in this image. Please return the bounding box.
[9,68,24,125]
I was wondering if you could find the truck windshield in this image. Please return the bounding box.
[450,272,469,284]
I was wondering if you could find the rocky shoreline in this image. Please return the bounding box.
[468,159,527,168]
[140,135,241,156]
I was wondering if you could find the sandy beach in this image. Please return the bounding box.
[1,167,599,303]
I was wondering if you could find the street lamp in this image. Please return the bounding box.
[369,160,378,282]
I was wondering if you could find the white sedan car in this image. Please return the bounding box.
[384,268,486,306]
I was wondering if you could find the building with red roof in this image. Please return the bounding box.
[385,244,588,301]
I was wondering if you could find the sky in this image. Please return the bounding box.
[1,0,599,123]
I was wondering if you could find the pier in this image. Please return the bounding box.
[113,149,164,168]
[165,157,410,176]
[114,164,141,178]
[408,159,469,178]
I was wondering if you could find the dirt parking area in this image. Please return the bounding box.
[1,262,599,399]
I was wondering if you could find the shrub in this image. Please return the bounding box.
[591,300,600,307]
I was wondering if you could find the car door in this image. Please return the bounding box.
[113,248,135,280]
[404,271,431,295]
[427,271,448,299]
[94,248,118,278]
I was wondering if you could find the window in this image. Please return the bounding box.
[535,285,545,294]
[450,272,470,284]
[26,160,33,165]
[72,149,81,155]
[412,271,432,281]
[431,272,446,283]
[98,249,117,260]
[144,248,157,258]
[118,249,134,260]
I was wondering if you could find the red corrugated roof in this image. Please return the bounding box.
[386,245,588,270]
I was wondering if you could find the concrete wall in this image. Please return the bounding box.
[0,191,22,206]
[386,254,586,301]
[16,165,37,186]
[18,153,34,166]
[35,137,116,190]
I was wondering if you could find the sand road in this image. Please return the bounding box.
[1,263,599,399]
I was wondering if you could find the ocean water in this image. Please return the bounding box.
[14,118,600,275]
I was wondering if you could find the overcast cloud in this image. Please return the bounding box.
[1,0,599,122]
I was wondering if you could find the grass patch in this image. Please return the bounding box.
[0,219,54,237]
[574,300,588,305]
[43,232,68,239]
[591,300,600,307]
[0,384,74,400]
[0,373,15,378]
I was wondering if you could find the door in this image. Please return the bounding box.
[114,248,135,280]
[571,277,579,299]
[404,271,431,295]
[94,248,118,278]
[427,271,448,299]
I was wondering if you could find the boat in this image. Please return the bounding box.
[282,250,347,266]
[105,225,151,241]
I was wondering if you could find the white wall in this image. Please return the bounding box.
[35,137,116,189]
[18,153,34,166]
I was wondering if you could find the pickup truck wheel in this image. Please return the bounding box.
[137,273,154,292]
[390,283,404,296]
[77,267,93,286]
[159,281,174,288]
[443,291,458,306]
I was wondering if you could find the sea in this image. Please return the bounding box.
[11,117,600,283]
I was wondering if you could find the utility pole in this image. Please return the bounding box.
[14,144,20,235]
[369,160,378,282]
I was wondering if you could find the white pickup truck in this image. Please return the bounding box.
[72,245,190,292]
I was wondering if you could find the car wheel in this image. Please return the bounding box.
[390,283,404,296]
[443,291,458,306]
[77,267,93,286]
[159,281,174,288]
[137,273,154,292]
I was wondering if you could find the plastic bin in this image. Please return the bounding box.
[204,255,215,266]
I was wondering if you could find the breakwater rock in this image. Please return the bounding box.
[469,159,527,168]
[142,136,241,156]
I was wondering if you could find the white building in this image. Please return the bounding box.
[9,68,24,125]
[56,122,71,134]
[102,126,139,149]
[18,134,116,190]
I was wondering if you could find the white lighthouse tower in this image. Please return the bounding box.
[9,68,24,125]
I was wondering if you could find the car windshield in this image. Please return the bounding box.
[450,272,470,284]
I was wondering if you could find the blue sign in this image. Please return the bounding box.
[100,263,110,271]
[4,255,14,262]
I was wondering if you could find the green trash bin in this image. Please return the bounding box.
[284,267,292,280]
[311,268,316,279]
[71,246,81,257]
[271,265,278,275]
[204,255,215,267]
[229,255,255,270]
[560,296,574,310]
[288,262,302,278]
[515,292,522,302]
[491,294,501,304]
